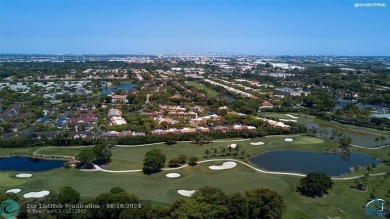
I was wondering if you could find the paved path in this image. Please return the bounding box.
[115,139,250,148]
[351,144,389,150]
[33,145,93,158]
[79,158,387,180]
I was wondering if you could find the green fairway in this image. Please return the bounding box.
[36,146,91,157]
[0,147,41,156]
[186,81,219,97]
[1,161,388,219]
[1,135,389,219]
[102,136,336,170]
[0,173,27,187]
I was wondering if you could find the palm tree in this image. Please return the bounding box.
[374,137,379,147]
[380,135,386,146]
[205,149,210,158]
[40,135,47,147]
[221,147,226,156]
[227,145,233,155]
[212,148,218,157]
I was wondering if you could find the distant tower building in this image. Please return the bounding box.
[56,55,64,62]
[76,55,84,62]
[199,57,206,65]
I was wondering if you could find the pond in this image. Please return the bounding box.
[101,83,135,95]
[218,94,236,103]
[0,157,65,171]
[249,150,380,176]
[307,123,390,148]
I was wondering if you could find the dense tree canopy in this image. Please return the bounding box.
[76,148,96,168]
[297,172,333,197]
[245,188,285,219]
[142,149,166,174]
[93,143,112,165]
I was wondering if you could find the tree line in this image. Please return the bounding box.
[1,186,286,219]
[0,124,307,148]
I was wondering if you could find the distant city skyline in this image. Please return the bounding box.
[1,0,389,56]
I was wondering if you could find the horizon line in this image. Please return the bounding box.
[1,53,389,57]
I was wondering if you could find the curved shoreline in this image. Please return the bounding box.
[6,138,387,180]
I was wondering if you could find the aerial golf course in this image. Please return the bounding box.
[1,133,389,219]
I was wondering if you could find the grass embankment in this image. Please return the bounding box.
[0,147,41,157]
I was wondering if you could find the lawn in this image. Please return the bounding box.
[36,146,91,157]
[102,136,337,170]
[1,161,388,219]
[186,81,219,97]
[1,135,389,218]
[259,112,390,136]
[0,147,41,156]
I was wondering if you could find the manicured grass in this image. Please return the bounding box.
[36,146,91,157]
[259,112,390,136]
[0,135,390,219]
[1,135,389,218]
[1,161,388,219]
[103,136,336,170]
[0,147,41,156]
[186,81,219,97]
[0,173,27,187]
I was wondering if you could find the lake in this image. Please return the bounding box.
[249,150,380,176]
[307,123,390,148]
[101,83,135,95]
[218,94,236,103]
[0,157,65,171]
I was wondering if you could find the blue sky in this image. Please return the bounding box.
[1,0,389,55]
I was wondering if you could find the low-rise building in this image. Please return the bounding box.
[109,116,127,126]
[108,94,128,103]
[108,108,122,117]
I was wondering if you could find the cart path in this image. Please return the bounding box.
[79,158,387,180]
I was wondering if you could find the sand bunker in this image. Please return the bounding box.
[23,191,50,198]
[16,173,32,178]
[209,161,237,170]
[250,142,265,145]
[177,190,196,197]
[285,114,298,119]
[228,144,237,149]
[166,173,181,178]
[284,138,294,142]
[6,189,21,194]
[279,119,298,123]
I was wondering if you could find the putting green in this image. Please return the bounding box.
[293,137,324,144]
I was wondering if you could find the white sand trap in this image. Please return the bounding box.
[228,144,237,149]
[284,138,294,142]
[177,190,196,197]
[285,114,298,119]
[6,189,21,194]
[16,173,32,178]
[279,119,298,123]
[250,142,265,145]
[209,161,237,170]
[23,191,50,198]
[166,173,181,178]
